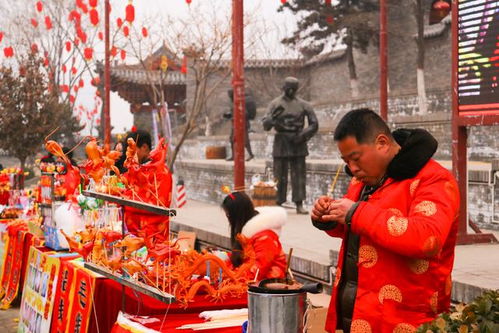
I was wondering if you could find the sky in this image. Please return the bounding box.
[0,0,297,135]
[100,0,297,134]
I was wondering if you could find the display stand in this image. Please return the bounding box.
[82,190,177,305]
[82,190,176,217]
[84,262,175,304]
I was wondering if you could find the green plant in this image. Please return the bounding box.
[417,290,499,333]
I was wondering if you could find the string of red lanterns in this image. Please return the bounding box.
[125,0,135,23]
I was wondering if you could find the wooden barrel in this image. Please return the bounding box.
[252,185,277,207]
[205,146,227,159]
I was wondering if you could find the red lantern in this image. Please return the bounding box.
[74,38,80,46]
[142,27,148,38]
[3,47,14,58]
[69,10,81,23]
[123,26,129,37]
[79,79,84,88]
[36,1,43,12]
[65,41,72,52]
[69,95,75,104]
[125,1,135,23]
[429,0,451,24]
[280,0,286,4]
[110,46,118,57]
[95,90,101,97]
[186,0,192,4]
[31,43,39,53]
[43,58,49,67]
[45,16,52,30]
[62,64,67,73]
[76,0,88,13]
[91,76,101,86]
[89,9,99,26]
[73,85,79,93]
[325,0,331,5]
[433,0,450,10]
[181,56,187,74]
[120,49,126,61]
[89,0,98,7]
[61,85,69,93]
[0,32,3,43]
[117,18,123,28]
[31,18,38,27]
[77,28,88,43]
[71,67,78,75]
[84,47,93,60]
[98,32,103,40]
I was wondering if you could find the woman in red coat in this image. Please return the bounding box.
[221,191,287,280]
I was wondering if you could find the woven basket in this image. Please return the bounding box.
[205,146,227,159]
[252,185,277,207]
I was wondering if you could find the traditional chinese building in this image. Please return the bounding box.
[97,45,187,132]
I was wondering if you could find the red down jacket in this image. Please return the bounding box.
[241,206,288,280]
[324,159,460,332]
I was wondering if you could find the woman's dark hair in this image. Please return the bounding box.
[62,147,77,166]
[221,191,258,267]
[115,129,152,173]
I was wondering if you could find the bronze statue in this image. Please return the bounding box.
[262,77,318,214]
[224,89,256,161]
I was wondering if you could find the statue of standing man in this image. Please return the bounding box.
[263,77,318,214]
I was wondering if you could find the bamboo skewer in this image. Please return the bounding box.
[286,248,293,283]
[154,174,159,206]
[329,164,343,196]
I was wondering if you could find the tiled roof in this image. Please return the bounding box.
[109,66,186,85]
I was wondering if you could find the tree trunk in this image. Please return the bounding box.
[346,33,359,98]
[415,0,428,114]
[204,116,212,136]
[19,156,26,171]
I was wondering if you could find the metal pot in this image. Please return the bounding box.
[247,279,322,332]
[248,290,306,333]
[248,278,323,294]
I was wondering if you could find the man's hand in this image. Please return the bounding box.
[323,198,355,225]
[311,196,335,222]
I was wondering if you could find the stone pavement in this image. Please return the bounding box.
[0,306,19,333]
[172,199,499,304]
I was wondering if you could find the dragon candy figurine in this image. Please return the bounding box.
[59,231,256,307]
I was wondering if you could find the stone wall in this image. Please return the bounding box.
[176,159,499,230]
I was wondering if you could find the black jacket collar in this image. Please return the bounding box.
[344,128,438,181]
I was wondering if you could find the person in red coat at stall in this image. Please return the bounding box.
[221,191,288,280]
[311,109,459,333]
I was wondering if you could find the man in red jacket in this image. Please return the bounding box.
[312,109,459,333]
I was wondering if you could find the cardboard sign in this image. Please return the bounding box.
[177,231,196,252]
[18,247,61,333]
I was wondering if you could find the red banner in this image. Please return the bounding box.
[0,227,16,299]
[51,260,77,333]
[0,226,28,308]
[66,267,97,333]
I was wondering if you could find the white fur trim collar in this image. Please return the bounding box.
[241,206,287,238]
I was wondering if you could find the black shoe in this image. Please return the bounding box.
[225,156,233,161]
[246,154,254,161]
[296,204,308,215]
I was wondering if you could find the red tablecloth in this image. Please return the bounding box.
[89,278,247,333]
[112,311,244,333]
